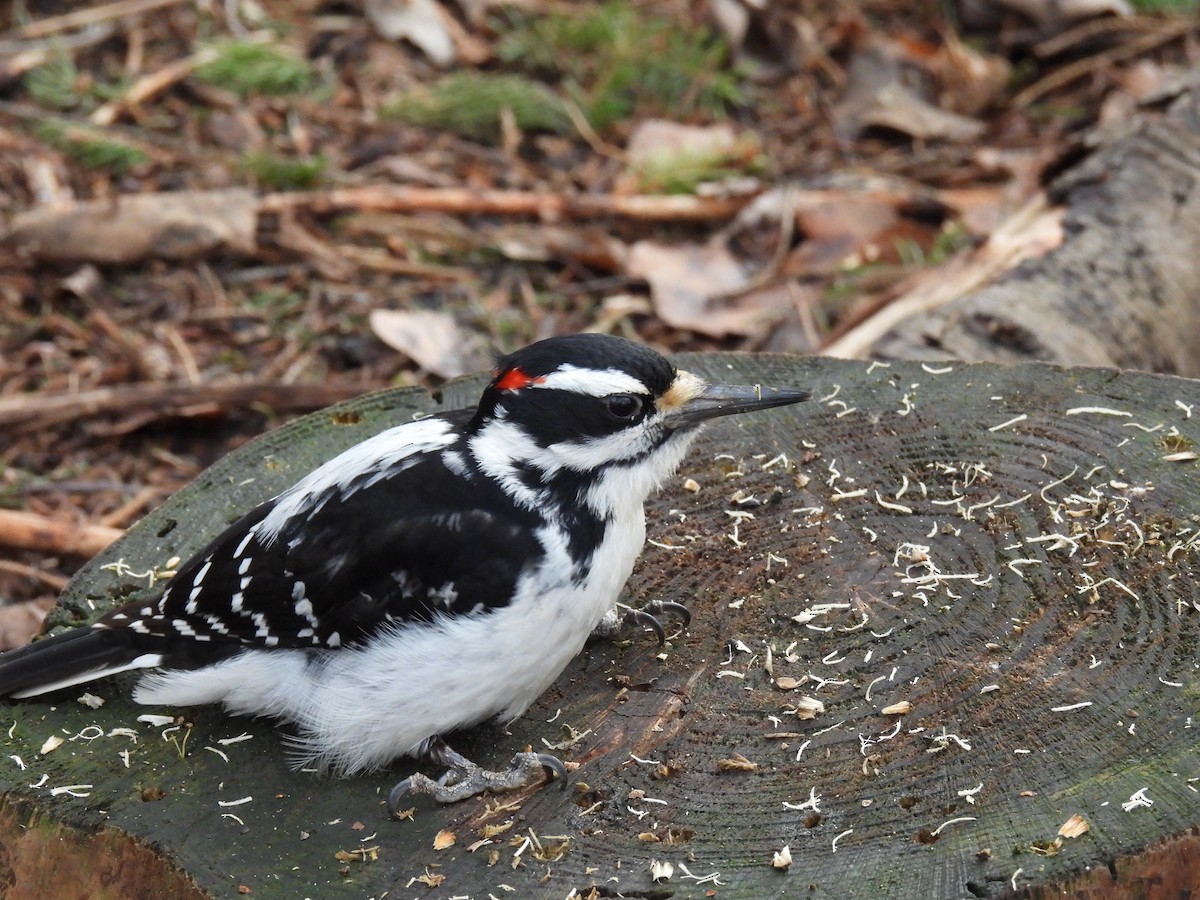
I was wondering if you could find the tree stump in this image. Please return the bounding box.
[1,353,1197,899]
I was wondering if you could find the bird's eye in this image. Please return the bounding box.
[605,394,643,421]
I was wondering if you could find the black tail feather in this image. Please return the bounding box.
[0,628,152,699]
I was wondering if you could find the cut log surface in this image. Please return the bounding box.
[1,354,1198,899]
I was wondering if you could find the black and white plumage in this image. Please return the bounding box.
[0,334,809,805]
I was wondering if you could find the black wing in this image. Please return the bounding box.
[100,434,543,653]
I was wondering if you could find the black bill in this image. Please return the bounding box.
[665,382,811,429]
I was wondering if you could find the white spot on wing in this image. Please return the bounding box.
[193,560,212,587]
[233,529,256,558]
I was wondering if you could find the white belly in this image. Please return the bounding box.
[134,507,648,776]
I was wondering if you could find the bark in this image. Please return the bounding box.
[828,79,1200,377]
[2,353,1197,898]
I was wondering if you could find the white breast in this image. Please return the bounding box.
[133,499,648,776]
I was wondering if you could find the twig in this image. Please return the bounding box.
[0,509,123,558]
[0,381,364,433]
[0,562,69,593]
[1015,22,1194,108]
[0,23,117,80]
[90,47,219,127]
[336,246,476,281]
[259,185,756,223]
[6,0,186,39]
[1034,15,1178,58]
[562,99,627,161]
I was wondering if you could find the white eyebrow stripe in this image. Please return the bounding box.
[535,364,649,397]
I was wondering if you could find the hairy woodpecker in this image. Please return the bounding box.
[0,333,809,807]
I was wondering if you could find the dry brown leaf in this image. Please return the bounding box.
[369,309,489,379]
[626,119,738,165]
[832,38,984,143]
[859,82,986,142]
[627,240,784,337]
[366,0,454,66]
[0,597,54,652]
[931,31,1011,117]
[6,188,258,264]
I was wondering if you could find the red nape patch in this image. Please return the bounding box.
[494,367,543,391]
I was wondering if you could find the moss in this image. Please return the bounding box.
[239,152,326,189]
[384,72,571,141]
[36,122,148,174]
[194,41,315,97]
[495,1,744,133]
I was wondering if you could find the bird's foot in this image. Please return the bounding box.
[388,741,566,812]
[591,600,691,645]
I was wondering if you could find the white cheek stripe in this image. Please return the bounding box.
[535,365,648,398]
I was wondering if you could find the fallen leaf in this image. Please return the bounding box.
[369,309,489,379]
[859,82,986,142]
[366,0,454,66]
[930,31,1010,117]
[6,188,258,264]
[0,597,54,652]
[626,119,738,165]
[832,38,984,142]
[627,240,784,337]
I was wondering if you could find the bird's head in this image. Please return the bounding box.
[466,334,809,512]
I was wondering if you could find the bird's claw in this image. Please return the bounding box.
[388,750,566,813]
[615,600,691,645]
